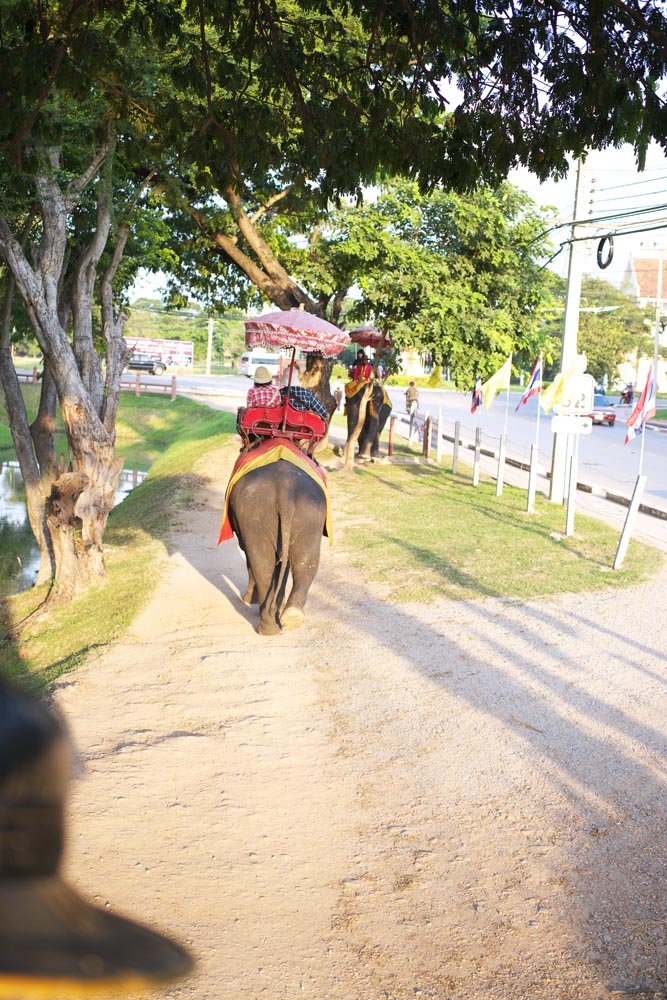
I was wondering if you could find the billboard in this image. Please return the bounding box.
[126,337,194,366]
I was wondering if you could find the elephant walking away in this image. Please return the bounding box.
[219,442,331,635]
[345,380,392,460]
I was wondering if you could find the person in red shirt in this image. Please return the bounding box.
[350,349,372,382]
[246,366,281,407]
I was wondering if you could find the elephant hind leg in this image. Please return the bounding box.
[280,605,305,630]
[241,563,258,605]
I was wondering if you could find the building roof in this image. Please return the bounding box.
[633,257,666,300]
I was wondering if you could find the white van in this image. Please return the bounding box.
[239,349,284,379]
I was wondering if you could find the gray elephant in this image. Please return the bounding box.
[227,459,328,635]
[345,380,392,459]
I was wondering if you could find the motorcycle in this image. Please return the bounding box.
[620,385,634,405]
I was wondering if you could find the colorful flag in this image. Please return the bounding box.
[471,376,483,413]
[515,355,542,412]
[540,354,587,414]
[625,364,656,444]
[482,355,512,410]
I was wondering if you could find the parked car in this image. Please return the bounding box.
[587,393,616,426]
[126,353,167,376]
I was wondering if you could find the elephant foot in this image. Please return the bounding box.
[258,617,282,636]
[280,606,305,631]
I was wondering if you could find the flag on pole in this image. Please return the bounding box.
[625,364,656,444]
[515,355,542,412]
[540,354,587,414]
[482,355,512,410]
[471,376,483,413]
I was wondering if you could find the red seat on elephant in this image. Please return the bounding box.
[237,402,327,450]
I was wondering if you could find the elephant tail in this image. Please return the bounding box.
[274,502,294,609]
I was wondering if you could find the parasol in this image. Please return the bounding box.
[349,326,393,349]
[245,308,349,357]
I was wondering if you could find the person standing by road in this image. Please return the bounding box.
[333,377,344,411]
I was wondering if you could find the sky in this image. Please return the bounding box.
[509,140,667,286]
[131,141,667,303]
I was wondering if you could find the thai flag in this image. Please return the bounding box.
[471,377,483,413]
[515,355,542,412]
[625,363,656,444]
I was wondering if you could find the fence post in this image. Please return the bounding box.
[32,367,37,383]
[473,426,482,487]
[452,420,460,475]
[388,416,395,456]
[171,376,177,401]
[135,373,141,397]
[422,416,432,459]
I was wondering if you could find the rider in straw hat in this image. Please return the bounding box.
[246,366,281,408]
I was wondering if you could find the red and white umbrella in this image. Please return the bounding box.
[349,326,393,349]
[245,308,349,357]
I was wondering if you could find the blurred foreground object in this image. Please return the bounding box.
[0,681,193,997]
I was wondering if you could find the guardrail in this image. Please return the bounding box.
[120,374,177,400]
[17,368,178,401]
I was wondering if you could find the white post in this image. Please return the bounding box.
[436,408,443,463]
[614,475,648,569]
[452,420,460,475]
[473,426,481,487]
[496,434,506,496]
[551,159,587,504]
[527,444,538,513]
[206,315,214,375]
[654,250,663,394]
[565,451,578,536]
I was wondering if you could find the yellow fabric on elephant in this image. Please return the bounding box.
[218,440,333,545]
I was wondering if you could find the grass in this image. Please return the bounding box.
[0,394,235,695]
[326,457,663,604]
[0,392,663,697]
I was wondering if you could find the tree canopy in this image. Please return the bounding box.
[542,275,653,384]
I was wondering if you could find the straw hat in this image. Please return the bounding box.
[253,366,273,384]
[0,681,193,996]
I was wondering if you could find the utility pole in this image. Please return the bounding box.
[206,314,214,375]
[550,158,587,504]
[654,249,663,391]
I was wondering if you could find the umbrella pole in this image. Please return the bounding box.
[281,348,297,433]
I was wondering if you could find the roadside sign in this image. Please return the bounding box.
[553,373,596,415]
[551,414,593,435]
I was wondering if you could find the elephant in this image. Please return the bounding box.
[227,459,328,635]
[345,380,392,460]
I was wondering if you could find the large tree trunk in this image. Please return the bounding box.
[0,133,125,602]
[0,273,56,584]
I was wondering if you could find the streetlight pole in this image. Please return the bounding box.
[654,249,663,392]
[550,158,587,504]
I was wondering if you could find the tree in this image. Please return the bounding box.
[0,1,179,600]
[3,0,667,601]
[153,0,667,317]
[541,275,652,384]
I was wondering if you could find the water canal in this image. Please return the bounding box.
[0,462,147,599]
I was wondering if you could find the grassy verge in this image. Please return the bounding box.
[326,456,663,604]
[0,395,235,695]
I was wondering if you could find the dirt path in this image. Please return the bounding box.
[55,441,667,1000]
